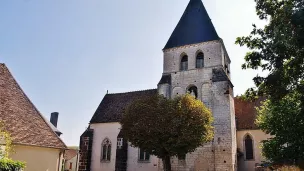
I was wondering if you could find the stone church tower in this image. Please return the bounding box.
[158,0,237,170]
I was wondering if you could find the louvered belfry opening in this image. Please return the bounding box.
[180,55,188,71]
[196,52,204,68]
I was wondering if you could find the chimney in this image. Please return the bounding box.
[50,112,59,128]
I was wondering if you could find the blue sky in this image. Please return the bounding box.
[0,0,265,146]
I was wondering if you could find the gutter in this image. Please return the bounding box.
[75,149,80,171]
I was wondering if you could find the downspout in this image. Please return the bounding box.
[58,149,65,171]
[75,149,79,171]
[57,151,62,171]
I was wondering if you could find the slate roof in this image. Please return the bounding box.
[234,97,266,130]
[90,89,157,123]
[0,63,66,149]
[164,0,219,49]
[158,74,171,85]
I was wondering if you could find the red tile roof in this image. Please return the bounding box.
[0,63,66,149]
[64,149,78,160]
[234,97,265,130]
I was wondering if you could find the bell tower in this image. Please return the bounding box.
[158,0,236,170]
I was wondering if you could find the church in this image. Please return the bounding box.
[78,0,270,171]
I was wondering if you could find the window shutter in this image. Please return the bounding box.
[145,152,150,160]
[139,149,145,160]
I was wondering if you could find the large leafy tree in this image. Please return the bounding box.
[236,0,304,166]
[120,94,214,171]
[256,92,304,165]
[236,0,304,99]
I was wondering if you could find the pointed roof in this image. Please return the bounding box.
[164,0,219,49]
[0,63,66,149]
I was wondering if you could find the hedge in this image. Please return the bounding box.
[0,158,25,171]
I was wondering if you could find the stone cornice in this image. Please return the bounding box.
[162,40,221,52]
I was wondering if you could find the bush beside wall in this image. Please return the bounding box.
[0,158,25,171]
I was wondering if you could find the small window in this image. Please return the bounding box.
[245,135,254,160]
[69,162,72,169]
[187,86,198,99]
[117,138,123,149]
[180,55,188,71]
[101,138,111,161]
[138,149,150,161]
[196,52,204,68]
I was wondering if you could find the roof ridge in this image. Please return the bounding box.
[107,88,157,95]
[1,65,66,149]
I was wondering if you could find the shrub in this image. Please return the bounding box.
[0,158,25,171]
[260,165,302,171]
[275,165,301,171]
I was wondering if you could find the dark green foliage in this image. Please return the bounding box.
[236,0,304,166]
[236,0,304,100]
[120,94,214,171]
[256,91,304,166]
[0,158,26,171]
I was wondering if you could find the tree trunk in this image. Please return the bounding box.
[162,156,172,171]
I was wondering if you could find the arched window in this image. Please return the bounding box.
[196,52,204,68]
[101,138,111,161]
[187,86,198,99]
[180,55,188,71]
[244,134,254,160]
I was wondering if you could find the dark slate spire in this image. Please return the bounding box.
[164,0,219,49]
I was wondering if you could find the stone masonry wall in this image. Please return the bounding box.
[158,41,236,171]
[78,129,94,171]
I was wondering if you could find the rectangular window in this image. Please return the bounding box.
[138,149,150,162]
[117,138,123,149]
[69,162,72,169]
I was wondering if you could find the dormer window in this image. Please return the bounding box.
[180,55,188,71]
[196,52,204,68]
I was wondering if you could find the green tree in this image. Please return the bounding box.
[236,0,304,99]
[236,0,304,166]
[120,94,214,171]
[256,91,304,166]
